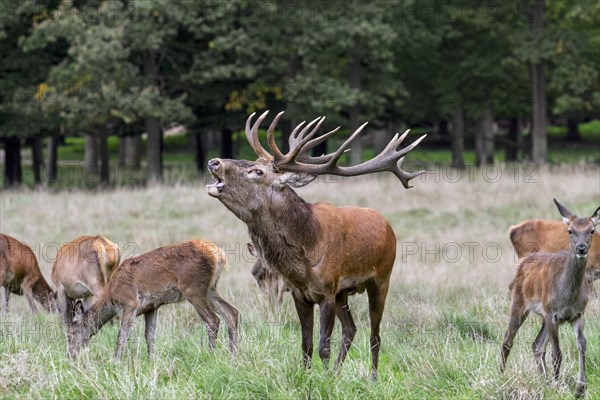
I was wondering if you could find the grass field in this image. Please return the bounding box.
[1,165,599,398]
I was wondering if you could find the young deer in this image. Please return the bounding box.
[52,235,120,324]
[509,219,600,280]
[67,239,238,358]
[0,234,55,312]
[207,111,425,379]
[501,200,600,398]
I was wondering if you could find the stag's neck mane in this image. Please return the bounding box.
[247,187,319,288]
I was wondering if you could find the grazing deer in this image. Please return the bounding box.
[0,234,55,312]
[510,218,600,280]
[501,200,600,398]
[52,235,120,324]
[247,243,287,303]
[67,239,238,358]
[207,111,425,379]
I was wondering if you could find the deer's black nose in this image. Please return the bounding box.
[576,244,588,255]
[208,159,220,172]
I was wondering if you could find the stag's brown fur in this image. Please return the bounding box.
[509,219,600,279]
[501,201,599,398]
[208,158,397,379]
[52,235,120,323]
[0,234,55,312]
[67,239,238,358]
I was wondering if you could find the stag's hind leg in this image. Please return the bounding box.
[366,278,390,381]
[208,289,238,353]
[334,289,357,370]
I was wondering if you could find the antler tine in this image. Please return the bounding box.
[266,111,286,160]
[280,116,326,163]
[324,122,369,167]
[295,126,341,162]
[245,110,273,160]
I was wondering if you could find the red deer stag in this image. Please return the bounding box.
[247,242,287,303]
[52,235,120,324]
[0,234,55,312]
[501,200,600,398]
[67,239,238,358]
[206,111,425,379]
[510,218,600,280]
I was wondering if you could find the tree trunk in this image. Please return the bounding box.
[46,135,58,183]
[483,106,494,164]
[194,132,205,173]
[99,130,109,185]
[124,135,141,169]
[438,120,449,137]
[348,35,363,165]
[145,117,163,183]
[29,137,42,185]
[505,117,519,161]
[143,49,162,183]
[83,133,98,175]
[3,138,22,188]
[566,118,581,141]
[118,136,126,167]
[530,0,547,163]
[451,106,465,169]
[221,128,233,158]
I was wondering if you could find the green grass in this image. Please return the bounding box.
[1,166,599,398]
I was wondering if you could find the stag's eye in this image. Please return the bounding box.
[591,230,595,235]
[255,169,263,176]
[568,229,573,235]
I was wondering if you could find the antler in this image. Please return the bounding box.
[245,111,427,188]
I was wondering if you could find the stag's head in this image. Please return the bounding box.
[207,111,426,220]
[554,199,600,259]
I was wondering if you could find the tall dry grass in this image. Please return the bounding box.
[0,164,599,398]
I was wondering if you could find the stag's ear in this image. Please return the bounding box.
[72,300,85,324]
[554,198,575,224]
[277,172,317,189]
[591,206,600,226]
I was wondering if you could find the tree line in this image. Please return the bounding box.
[1,0,598,187]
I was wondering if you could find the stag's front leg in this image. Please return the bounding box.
[572,316,586,398]
[292,293,314,369]
[318,296,336,371]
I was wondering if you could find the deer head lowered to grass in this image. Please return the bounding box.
[0,234,56,313]
[52,235,120,325]
[206,111,426,379]
[67,239,238,358]
[501,200,600,398]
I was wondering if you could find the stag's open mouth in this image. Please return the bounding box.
[206,172,225,197]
